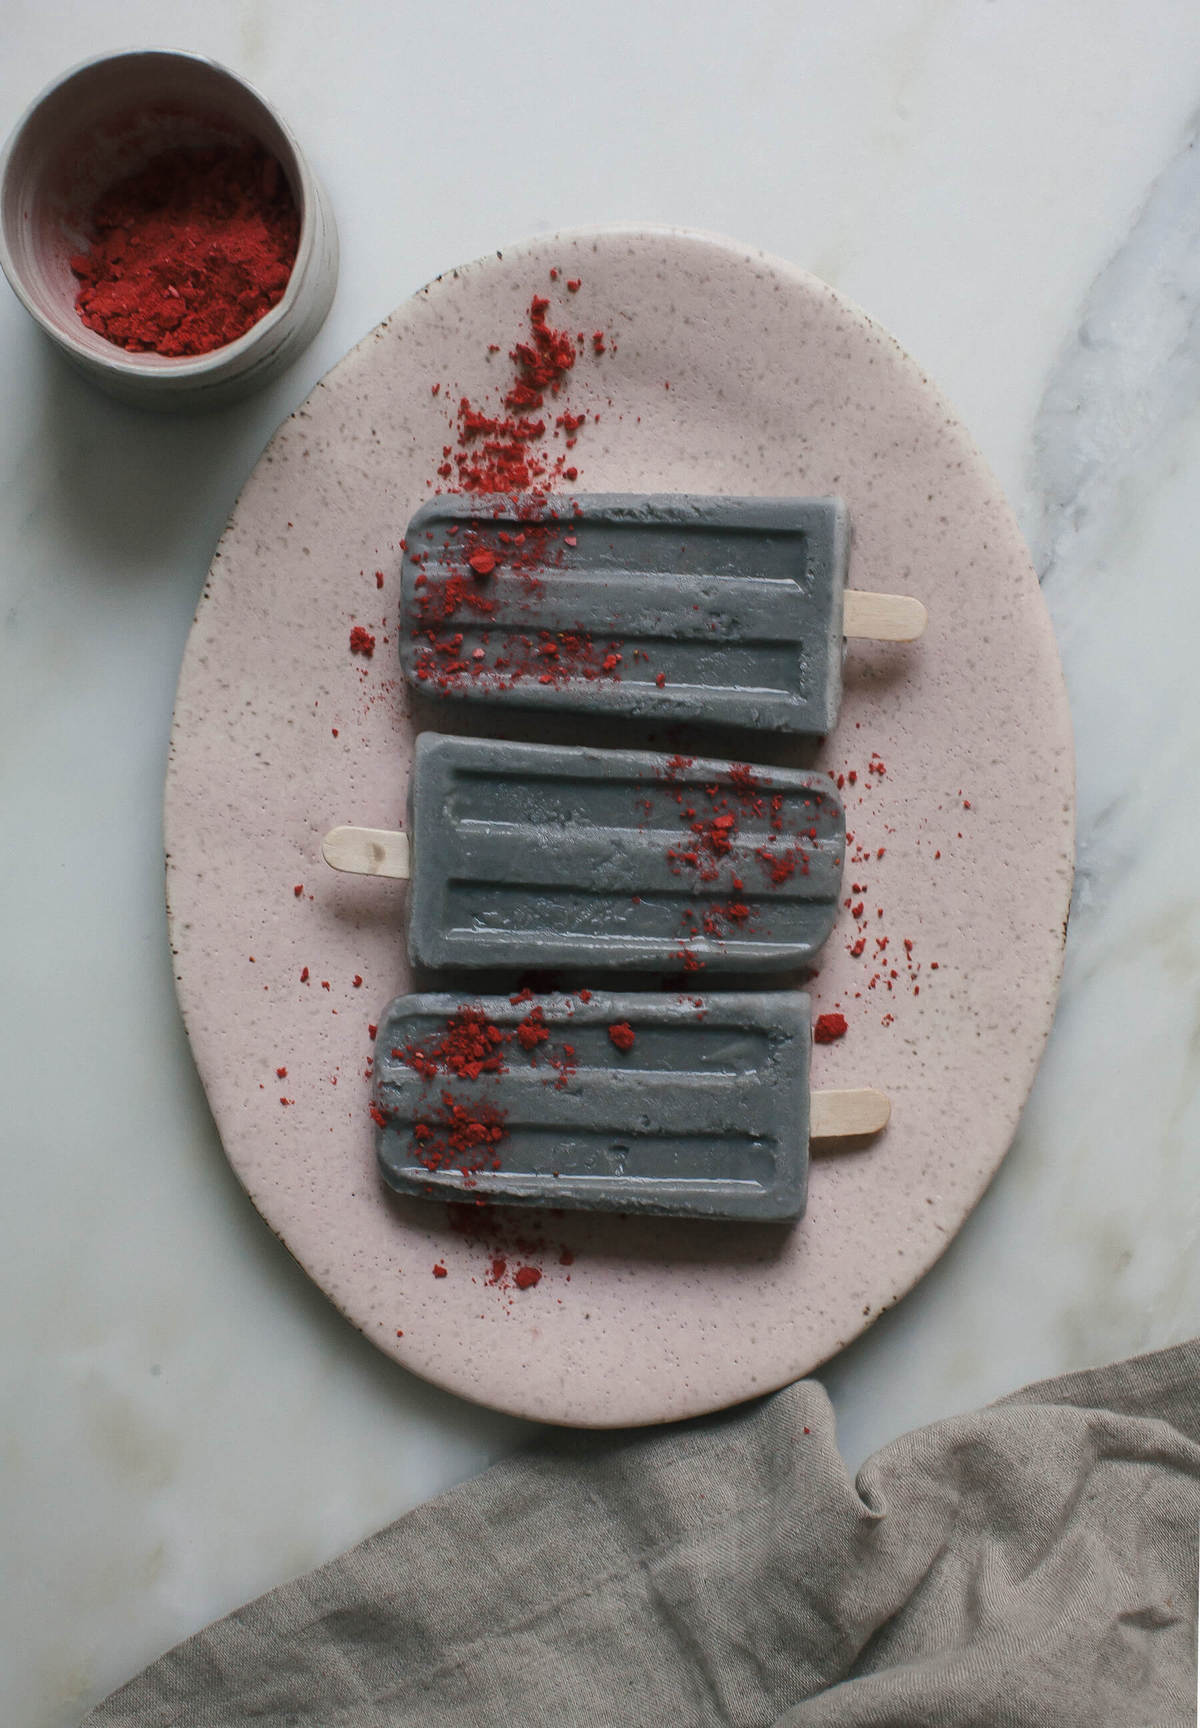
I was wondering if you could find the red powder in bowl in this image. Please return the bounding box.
[70,144,299,356]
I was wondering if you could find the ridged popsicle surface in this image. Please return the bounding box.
[373,991,811,1220]
[400,494,847,734]
[407,733,845,972]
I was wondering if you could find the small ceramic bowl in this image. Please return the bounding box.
[0,49,338,410]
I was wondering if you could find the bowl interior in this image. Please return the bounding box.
[0,52,304,368]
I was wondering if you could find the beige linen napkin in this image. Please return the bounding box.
[84,1339,1199,1727]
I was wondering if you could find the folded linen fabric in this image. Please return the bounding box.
[83,1339,1200,1727]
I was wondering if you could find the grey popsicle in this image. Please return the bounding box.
[401,493,850,734]
[373,990,814,1221]
[403,732,845,972]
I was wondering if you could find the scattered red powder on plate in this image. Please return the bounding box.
[814,1012,849,1044]
[444,1201,571,1303]
[445,294,596,496]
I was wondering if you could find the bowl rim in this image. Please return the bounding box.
[0,46,322,379]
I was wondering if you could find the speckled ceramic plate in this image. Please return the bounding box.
[166,227,1073,1428]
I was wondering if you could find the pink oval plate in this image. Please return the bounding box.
[165,227,1073,1428]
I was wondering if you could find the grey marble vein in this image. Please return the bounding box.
[1023,110,1200,920]
[1026,113,1200,591]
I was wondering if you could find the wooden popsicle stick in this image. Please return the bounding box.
[810,1088,890,1141]
[843,591,927,642]
[322,825,411,880]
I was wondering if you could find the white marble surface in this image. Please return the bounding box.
[2,3,1199,1721]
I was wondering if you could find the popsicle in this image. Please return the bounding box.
[399,493,925,734]
[323,732,845,973]
[371,989,888,1221]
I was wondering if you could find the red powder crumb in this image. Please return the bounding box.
[276,1066,287,1078]
[349,625,375,657]
[352,975,363,988]
[300,966,310,983]
[814,1012,848,1044]
[400,1005,509,1081]
[548,1042,578,1088]
[516,1006,549,1051]
[513,1265,542,1290]
[467,546,497,575]
[293,883,303,897]
[608,1021,636,1052]
[432,1263,448,1278]
[369,1105,387,1127]
[375,570,385,588]
[412,1093,508,1178]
